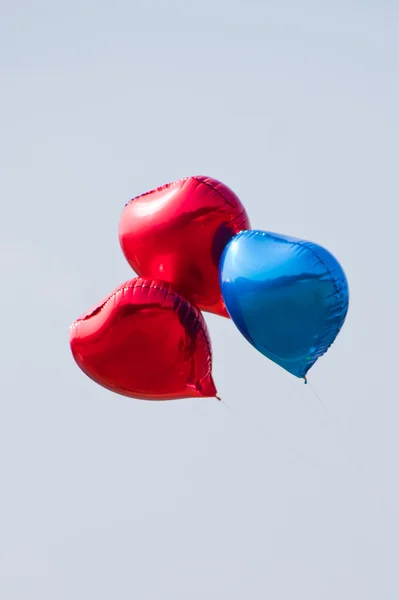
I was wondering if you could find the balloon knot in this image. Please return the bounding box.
[303,377,308,385]
[216,395,222,401]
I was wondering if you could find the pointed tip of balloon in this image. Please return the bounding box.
[194,374,218,399]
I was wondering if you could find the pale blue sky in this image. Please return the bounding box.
[1,0,399,598]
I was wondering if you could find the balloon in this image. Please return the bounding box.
[219,230,349,379]
[69,278,217,400]
[118,176,250,318]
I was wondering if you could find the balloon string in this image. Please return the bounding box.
[217,395,234,413]
[305,380,399,524]
[216,393,325,469]
[219,382,398,523]
[307,380,335,423]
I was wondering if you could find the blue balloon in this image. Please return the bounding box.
[219,230,349,379]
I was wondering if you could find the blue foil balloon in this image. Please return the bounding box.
[219,230,349,379]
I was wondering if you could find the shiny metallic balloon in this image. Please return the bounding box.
[220,230,349,378]
[118,176,250,317]
[69,278,217,400]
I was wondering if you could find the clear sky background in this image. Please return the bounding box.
[1,0,398,598]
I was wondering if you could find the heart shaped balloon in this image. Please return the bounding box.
[69,278,217,400]
[118,176,250,317]
[219,230,349,378]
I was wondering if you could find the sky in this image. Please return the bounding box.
[1,0,399,598]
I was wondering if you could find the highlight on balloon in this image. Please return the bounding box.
[69,175,349,400]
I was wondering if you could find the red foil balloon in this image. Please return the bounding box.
[118,176,250,317]
[69,278,217,400]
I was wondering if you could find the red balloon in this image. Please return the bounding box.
[118,176,250,317]
[69,278,217,401]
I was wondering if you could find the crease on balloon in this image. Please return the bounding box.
[193,175,238,210]
[124,177,190,207]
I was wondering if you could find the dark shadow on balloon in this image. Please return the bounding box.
[211,211,250,267]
